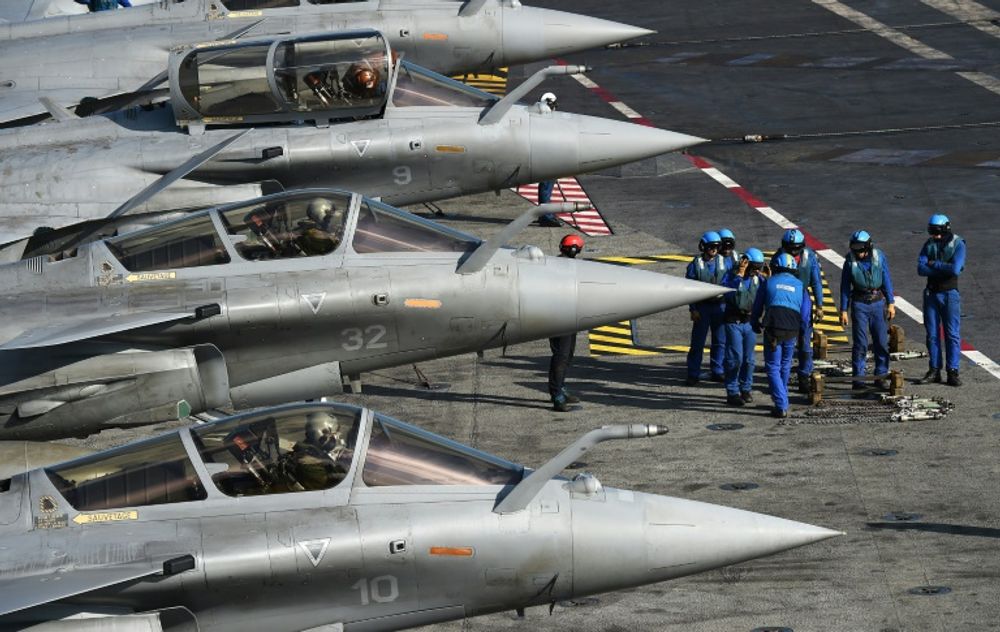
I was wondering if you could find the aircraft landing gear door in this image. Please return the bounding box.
[354,506,418,618]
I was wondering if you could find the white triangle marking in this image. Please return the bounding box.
[351,139,371,157]
[298,538,331,568]
[302,292,326,315]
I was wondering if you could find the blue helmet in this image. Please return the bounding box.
[699,230,721,252]
[773,252,798,271]
[928,213,951,233]
[782,228,805,247]
[744,247,765,264]
[850,230,872,255]
[718,228,735,240]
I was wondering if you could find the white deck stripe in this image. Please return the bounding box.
[755,206,799,229]
[919,0,1000,39]
[963,350,1000,380]
[571,73,598,89]
[701,167,740,188]
[811,0,1000,96]
[892,297,924,323]
[609,101,643,118]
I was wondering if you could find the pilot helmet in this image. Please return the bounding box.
[304,412,345,448]
[541,92,557,109]
[307,198,335,227]
[559,233,584,257]
[353,67,378,91]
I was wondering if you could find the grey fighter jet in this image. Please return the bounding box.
[0,189,726,441]
[0,30,701,244]
[0,402,842,631]
[0,0,652,124]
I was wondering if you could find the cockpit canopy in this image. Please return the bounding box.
[170,31,391,127]
[103,189,481,273]
[44,404,524,511]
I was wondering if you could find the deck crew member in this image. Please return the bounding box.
[917,214,966,386]
[75,0,131,10]
[722,247,766,406]
[718,228,740,271]
[773,228,824,393]
[752,253,812,418]
[685,231,727,385]
[839,230,895,391]
[536,92,562,227]
[550,234,584,412]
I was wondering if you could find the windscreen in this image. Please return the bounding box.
[392,62,498,109]
[192,407,361,496]
[220,193,352,260]
[108,214,230,272]
[352,199,479,253]
[273,37,389,113]
[46,434,206,511]
[363,415,523,487]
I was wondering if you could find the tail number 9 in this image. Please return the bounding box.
[341,325,388,351]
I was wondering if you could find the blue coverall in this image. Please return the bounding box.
[722,269,761,397]
[840,249,895,381]
[918,234,966,371]
[774,247,824,381]
[752,272,812,413]
[75,0,131,10]
[686,254,727,380]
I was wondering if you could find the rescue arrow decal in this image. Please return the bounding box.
[302,292,327,315]
[351,140,371,158]
[298,538,331,567]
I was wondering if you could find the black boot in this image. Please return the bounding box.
[918,368,941,384]
[726,394,745,407]
[740,391,754,403]
[946,369,962,387]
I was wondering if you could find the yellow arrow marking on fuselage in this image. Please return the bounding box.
[72,510,138,525]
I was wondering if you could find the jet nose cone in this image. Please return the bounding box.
[577,116,708,172]
[571,491,842,596]
[576,260,728,329]
[643,495,843,574]
[528,112,708,181]
[502,8,653,64]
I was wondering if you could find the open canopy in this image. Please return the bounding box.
[101,189,481,273]
[168,30,498,128]
[44,403,524,511]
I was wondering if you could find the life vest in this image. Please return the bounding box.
[733,274,761,313]
[848,248,884,290]
[722,251,741,272]
[925,234,963,267]
[793,248,814,287]
[692,254,726,285]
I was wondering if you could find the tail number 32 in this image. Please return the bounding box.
[341,325,388,351]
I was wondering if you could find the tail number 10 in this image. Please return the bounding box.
[341,325,388,351]
[352,575,399,605]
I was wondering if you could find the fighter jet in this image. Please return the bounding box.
[0,30,701,245]
[0,0,652,124]
[0,401,841,631]
[0,188,726,441]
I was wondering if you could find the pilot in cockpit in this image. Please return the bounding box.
[295,198,344,256]
[288,412,351,491]
[343,62,382,100]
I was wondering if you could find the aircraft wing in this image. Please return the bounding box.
[0,556,186,617]
[0,310,201,351]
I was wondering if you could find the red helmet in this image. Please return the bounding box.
[559,234,584,257]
